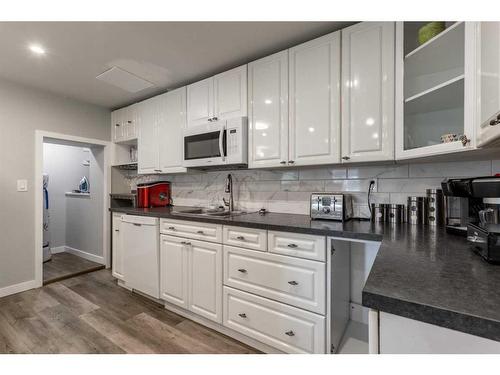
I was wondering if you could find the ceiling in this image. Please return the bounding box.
[0,22,354,109]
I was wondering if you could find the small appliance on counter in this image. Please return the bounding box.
[310,193,353,221]
[137,182,171,208]
[441,177,500,236]
[110,193,137,208]
[467,223,500,264]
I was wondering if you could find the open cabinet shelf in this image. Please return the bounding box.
[404,22,464,99]
[405,75,464,115]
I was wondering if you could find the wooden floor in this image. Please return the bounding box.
[0,269,260,354]
[43,252,105,285]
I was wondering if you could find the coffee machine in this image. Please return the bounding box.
[442,176,500,263]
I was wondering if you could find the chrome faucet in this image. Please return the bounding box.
[223,174,234,212]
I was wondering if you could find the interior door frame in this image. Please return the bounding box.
[34,130,112,287]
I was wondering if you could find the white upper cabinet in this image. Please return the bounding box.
[213,65,248,120]
[111,105,138,143]
[289,31,341,166]
[248,51,289,168]
[158,88,187,173]
[111,108,124,142]
[138,97,160,174]
[187,65,247,127]
[341,22,395,163]
[187,77,214,127]
[138,89,188,175]
[395,22,478,160]
[477,22,500,147]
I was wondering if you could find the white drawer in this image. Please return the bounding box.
[223,245,325,314]
[223,286,325,354]
[223,226,267,251]
[268,231,326,262]
[160,218,222,243]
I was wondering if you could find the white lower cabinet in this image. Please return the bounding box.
[223,226,267,252]
[223,286,326,354]
[223,245,326,314]
[160,234,222,323]
[111,213,124,281]
[268,231,326,262]
[379,312,500,354]
[160,235,189,309]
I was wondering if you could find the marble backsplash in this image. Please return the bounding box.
[125,159,500,218]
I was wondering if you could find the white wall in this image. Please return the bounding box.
[66,146,104,260]
[0,77,110,290]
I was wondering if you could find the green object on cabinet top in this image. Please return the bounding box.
[418,22,446,45]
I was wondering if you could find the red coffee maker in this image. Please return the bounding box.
[136,182,171,208]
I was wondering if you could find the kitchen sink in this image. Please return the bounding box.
[171,207,248,218]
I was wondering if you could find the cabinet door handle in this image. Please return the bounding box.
[237,268,247,273]
[133,223,142,227]
[197,230,204,234]
[342,156,350,160]
[181,241,191,246]
[288,281,299,286]
[114,229,120,232]
[208,118,213,122]
[168,226,175,230]
[115,124,120,127]
[238,313,247,318]
[127,120,132,124]
[285,330,295,337]
[236,236,245,241]
[287,243,298,248]
[280,161,287,165]
[212,117,218,121]
[288,160,295,164]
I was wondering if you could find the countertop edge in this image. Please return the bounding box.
[109,207,384,242]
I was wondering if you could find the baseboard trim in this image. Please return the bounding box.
[50,246,66,254]
[0,279,38,298]
[64,246,105,265]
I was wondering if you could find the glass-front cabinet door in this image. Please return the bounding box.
[395,22,478,160]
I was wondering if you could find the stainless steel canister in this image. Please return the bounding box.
[426,189,444,226]
[407,196,427,225]
[386,204,405,223]
[371,203,386,222]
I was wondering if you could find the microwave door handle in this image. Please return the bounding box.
[219,125,225,162]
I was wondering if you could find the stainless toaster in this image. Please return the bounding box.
[310,193,353,221]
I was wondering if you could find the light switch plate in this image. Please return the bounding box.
[17,179,28,192]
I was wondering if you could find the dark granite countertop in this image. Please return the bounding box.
[110,206,500,342]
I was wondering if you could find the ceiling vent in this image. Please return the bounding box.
[96,66,154,93]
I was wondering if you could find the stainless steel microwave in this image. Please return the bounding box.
[182,117,248,168]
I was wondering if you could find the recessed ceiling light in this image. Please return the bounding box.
[29,44,46,55]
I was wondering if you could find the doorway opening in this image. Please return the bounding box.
[35,131,111,287]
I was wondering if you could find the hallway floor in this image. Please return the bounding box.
[0,269,259,354]
[43,252,104,285]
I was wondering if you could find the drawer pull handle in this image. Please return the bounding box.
[237,268,247,273]
[285,330,295,337]
[287,243,298,248]
[114,229,119,232]
[288,281,299,286]
[181,241,191,246]
[168,226,175,230]
[236,236,245,241]
[197,230,204,234]
[238,313,247,318]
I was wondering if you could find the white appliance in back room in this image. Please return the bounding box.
[42,173,52,263]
